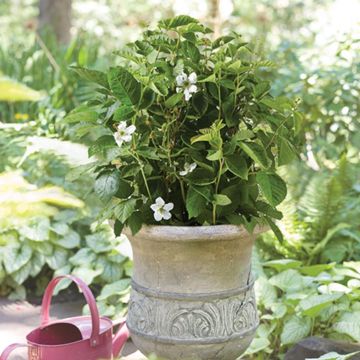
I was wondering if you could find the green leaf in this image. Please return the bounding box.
[256,201,283,220]
[97,279,131,301]
[225,154,248,179]
[280,315,311,345]
[64,106,98,123]
[116,179,133,199]
[257,172,287,206]
[3,245,32,274]
[56,230,81,249]
[186,187,207,218]
[46,247,68,270]
[269,269,303,292]
[86,231,113,254]
[139,88,155,109]
[12,261,32,284]
[70,248,96,266]
[19,217,50,242]
[264,259,302,271]
[253,81,271,99]
[192,91,208,116]
[108,67,141,106]
[333,312,360,342]
[165,92,183,108]
[183,41,201,62]
[114,198,137,223]
[307,352,360,360]
[71,66,108,88]
[73,267,102,285]
[94,172,120,202]
[186,168,215,185]
[212,194,232,206]
[113,105,135,122]
[239,142,271,169]
[245,338,271,355]
[97,256,124,283]
[299,293,343,317]
[278,136,297,166]
[160,15,198,29]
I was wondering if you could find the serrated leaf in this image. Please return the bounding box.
[257,172,287,206]
[71,66,108,88]
[239,142,271,169]
[160,15,198,29]
[114,198,137,223]
[108,67,141,105]
[186,187,207,218]
[64,106,98,123]
[165,92,183,108]
[94,172,120,202]
[192,91,208,116]
[212,194,232,206]
[225,154,248,179]
[113,105,135,121]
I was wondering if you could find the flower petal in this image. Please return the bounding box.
[155,197,165,206]
[114,133,123,147]
[122,134,132,142]
[179,170,187,176]
[164,202,174,211]
[188,84,197,94]
[188,72,197,84]
[162,211,172,220]
[189,163,197,172]
[150,204,160,211]
[176,87,183,93]
[184,89,192,101]
[126,125,136,134]
[117,121,127,130]
[154,211,163,221]
[176,72,187,86]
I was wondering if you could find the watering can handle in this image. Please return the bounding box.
[40,275,100,347]
[0,343,28,360]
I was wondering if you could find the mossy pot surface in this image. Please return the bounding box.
[124,225,265,360]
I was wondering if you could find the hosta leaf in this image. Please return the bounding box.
[97,256,124,283]
[3,245,32,274]
[299,293,343,317]
[46,247,69,270]
[94,172,120,202]
[69,248,96,266]
[72,267,102,285]
[264,259,302,271]
[55,230,81,249]
[239,142,271,169]
[269,269,303,292]
[19,217,50,242]
[97,279,131,301]
[257,172,287,206]
[225,154,248,179]
[108,67,141,106]
[333,312,360,342]
[245,338,271,355]
[0,77,43,102]
[86,232,113,254]
[12,261,32,284]
[280,315,311,345]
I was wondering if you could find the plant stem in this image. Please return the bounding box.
[212,158,224,224]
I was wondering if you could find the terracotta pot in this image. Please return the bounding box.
[124,225,265,360]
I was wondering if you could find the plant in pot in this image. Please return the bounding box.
[66,15,301,360]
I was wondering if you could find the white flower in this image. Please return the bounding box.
[176,71,198,101]
[114,121,136,147]
[179,162,197,176]
[150,197,174,222]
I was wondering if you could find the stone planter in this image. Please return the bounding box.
[124,225,264,360]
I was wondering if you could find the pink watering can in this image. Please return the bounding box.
[0,275,130,360]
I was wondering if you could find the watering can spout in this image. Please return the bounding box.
[112,322,130,358]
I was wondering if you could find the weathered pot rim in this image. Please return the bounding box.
[123,224,268,242]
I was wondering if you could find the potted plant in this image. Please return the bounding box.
[66,15,301,360]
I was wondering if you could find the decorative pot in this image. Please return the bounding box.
[124,225,265,360]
